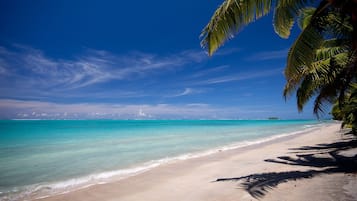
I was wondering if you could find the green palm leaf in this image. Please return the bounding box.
[297,7,316,30]
[313,83,338,116]
[315,40,349,61]
[273,0,314,38]
[284,24,324,80]
[200,0,356,121]
[200,0,273,55]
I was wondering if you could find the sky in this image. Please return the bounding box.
[0,0,324,119]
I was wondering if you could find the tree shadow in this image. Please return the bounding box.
[288,137,357,154]
[215,136,357,199]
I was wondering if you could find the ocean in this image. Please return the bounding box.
[0,119,326,200]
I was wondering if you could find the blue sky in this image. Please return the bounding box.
[0,0,322,119]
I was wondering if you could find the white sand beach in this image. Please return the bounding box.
[38,123,357,201]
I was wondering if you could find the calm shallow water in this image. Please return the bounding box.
[0,120,326,200]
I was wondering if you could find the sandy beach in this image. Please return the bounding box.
[38,123,357,201]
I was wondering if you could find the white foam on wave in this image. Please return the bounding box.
[1,122,329,201]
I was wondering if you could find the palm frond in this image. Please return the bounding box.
[296,75,317,111]
[273,0,314,38]
[283,1,344,80]
[293,58,334,111]
[315,39,349,60]
[284,51,349,110]
[284,57,329,100]
[283,44,349,100]
[297,7,316,30]
[323,10,353,39]
[311,55,353,116]
[313,84,337,117]
[200,0,273,55]
[285,24,324,80]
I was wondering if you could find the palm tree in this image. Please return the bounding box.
[201,0,312,55]
[201,0,357,56]
[283,7,355,116]
[341,84,357,134]
[201,0,357,117]
[332,84,357,134]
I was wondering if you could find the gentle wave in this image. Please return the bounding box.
[0,123,328,201]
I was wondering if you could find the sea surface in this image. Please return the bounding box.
[0,119,327,200]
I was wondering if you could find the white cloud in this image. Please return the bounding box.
[180,88,194,96]
[190,65,229,78]
[165,87,210,98]
[168,88,200,97]
[193,68,283,85]
[137,108,152,118]
[177,50,206,63]
[0,45,207,93]
[0,99,270,119]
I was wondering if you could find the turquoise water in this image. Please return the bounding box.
[0,120,325,200]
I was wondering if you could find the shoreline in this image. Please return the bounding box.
[6,122,324,200]
[35,122,357,201]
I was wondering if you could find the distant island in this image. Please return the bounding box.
[268,117,279,120]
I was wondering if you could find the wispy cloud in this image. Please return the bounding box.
[176,49,207,63]
[173,88,194,97]
[246,49,288,61]
[0,99,244,119]
[190,65,230,78]
[192,68,283,85]
[168,88,204,97]
[0,99,279,120]
[211,47,241,56]
[0,45,207,99]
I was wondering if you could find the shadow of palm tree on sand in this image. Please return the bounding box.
[215,136,357,199]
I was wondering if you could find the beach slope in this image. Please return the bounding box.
[38,123,357,201]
